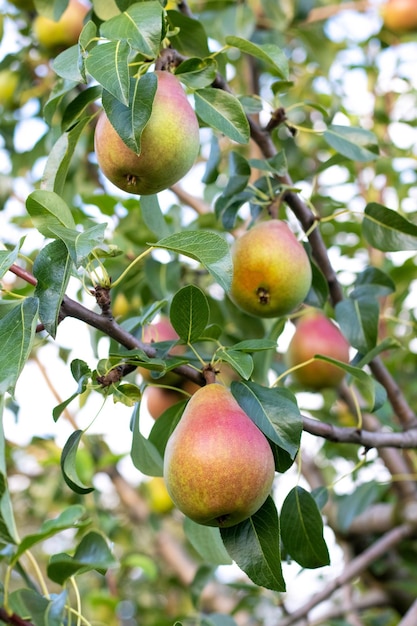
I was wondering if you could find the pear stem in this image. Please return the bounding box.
[202,364,216,385]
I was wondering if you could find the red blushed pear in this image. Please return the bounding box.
[163,384,275,528]
[230,220,312,318]
[381,0,417,32]
[94,71,200,195]
[286,310,350,390]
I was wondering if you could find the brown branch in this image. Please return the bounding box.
[302,415,417,449]
[309,589,390,626]
[0,610,34,626]
[170,183,211,215]
[279,523,415,626]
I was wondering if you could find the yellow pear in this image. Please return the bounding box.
[94,71,200,195]
[230,220,312,318]
[164,384,275,527]
[33,0,90,50]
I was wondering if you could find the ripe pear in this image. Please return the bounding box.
[164,384,275,527]
[381,0,417,32]
[286,309,350,389]
[94,71,200,195]
[145,385,184,420]
[230,220,312,318]
[33,0,90,50]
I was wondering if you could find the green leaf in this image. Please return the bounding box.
[170,285,209,344]
[85,40,130,105]
[140,194,171,239]
[335,296,379,354]
[154,230,233,292]
[166,10,210,57]
[221,497,285,591]
[52,45,84,82]
[0,239,22,280]
[0,297,39,396]
[231,339,277,352]
[336,481,387,533]
[26,190,76,239]
[0,396,19,544]
[226,36,289,79]
[131,403,164,476]
[175,57,218,89]
[53,360,91,422]
[42,117,92,195]
[12,505,86,564]
[194,88,250,144]
[60,430,95,495]
[48,223,107,268]
[323,125,379,162]
[351,266,396,299]
[17,589,67,626]
[33,240,72,338]
[231,381,302,459]
[280,486,330,569]
[362,202,417,251]
[48,531,116,584]
[62,85,102,130]
[184,517,233,566]
[102,72,157,154]
[100,1,164,57]
[217,350,253,380]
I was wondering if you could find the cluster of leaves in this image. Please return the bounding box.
[1,0,417,625]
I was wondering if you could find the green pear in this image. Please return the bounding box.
[94,71,200,195]
[33,0,90,50]
[230,220,312,318]
[163,384,275,527]
[286,309,350,389]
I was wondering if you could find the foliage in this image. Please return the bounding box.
[1,0,417,625]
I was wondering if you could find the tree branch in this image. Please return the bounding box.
[0,610,34,626]
[398,598,417,626]
[279,523,415,626]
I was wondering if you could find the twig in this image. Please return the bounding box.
[170,183,211,215]
[279,523,414,626]
[302,415,417,449]
[0,610,34,626]
[398,597,417,626]
[309,589,389,626]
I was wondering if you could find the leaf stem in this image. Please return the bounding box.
[111,246,154,289]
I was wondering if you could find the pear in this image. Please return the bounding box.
[286,309,350,389]
[94,71,200,195]
[163,384,275,527]
[230,220,312,318]
[381,0,417,32]
[33,0,90,50]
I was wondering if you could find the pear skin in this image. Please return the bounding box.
[286,309,350,389]
[94,71,200,195]
[381,0,417,32]
[163,384,275,527]
[230,220,312,318]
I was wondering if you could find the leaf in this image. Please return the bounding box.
[175,57,218,89]
[335,296,379,354]
[166,11,210,57]
[100,1,164,57]
[12,505,86,563]
[0,396,19,544]
[218,349,253,380]
[0,239,22,280]
[33,240,72,338]
[140,194,171,239]
[184,517,233,566]
[60,430,95,494]
[17,589,67,626]
[0,297,39,396]
[194,88,250,144]
[226,36,289,79]
[48,223,107,268]
[48,531,116,584]
[336,481,387,533]
[42,117,92,195]
[26,190,76,238]
[362,202,417,251]
[170,285,209,344]
[231,339,277,352]
[220,497,285,591]
[351,266,396,299]
[280,486,330,569]
[52,45,84,82]
[130,403,164,476]
[323,125,379,162]
[231,381,302,459]
[85,40,130,105]
[53,360,91,421]
[154,230,233,292]
[102,72,157,154]
[62,85,102,130]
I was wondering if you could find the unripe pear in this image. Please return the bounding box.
[164,384,275,527]
[381,0,417,32]
[33,0,90,50]
[286,310,350,390]
[94,71,200,195]
[230,220,312,318]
